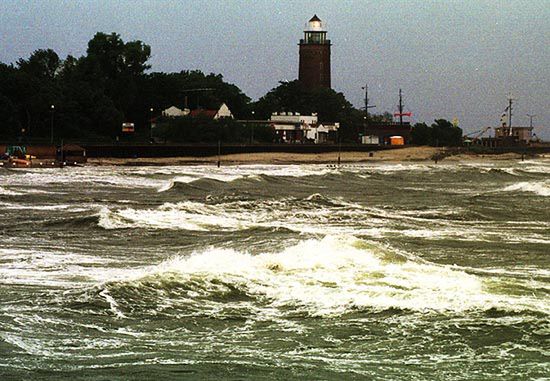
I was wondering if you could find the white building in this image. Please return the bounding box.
[270,112,339,143]
[162,106,190,117]
[214,103,233,119]
[306,123,340,143]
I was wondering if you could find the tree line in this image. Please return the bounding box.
[0,32,462,146]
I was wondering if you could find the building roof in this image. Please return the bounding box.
[309,14,321,22]
[189,109,218,119]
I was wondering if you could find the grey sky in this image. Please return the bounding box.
[1,0,548,137]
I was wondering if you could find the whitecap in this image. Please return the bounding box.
[502,180,550,196]
[0,186,24,196]
[110,235,549,316]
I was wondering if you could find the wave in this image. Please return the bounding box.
[0,186,61,197]
[154,165,343,193]
[97,195,364,232]
[157,176,196,192]
[0,186,24,196]
[42,214,101,229]
[97,203,234,231]
[103,235,549,317]
[502,180,550,196]
[517,159,550,174]
[95,197,489,243]
[156,173,296,193]
[3,169,165,189]
[0,203,88,211]
[157,174,254,193]
[0,247,120,287]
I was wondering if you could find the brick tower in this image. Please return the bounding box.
[299,15,331,89]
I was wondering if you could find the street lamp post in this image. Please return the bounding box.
[250,111,255,144]
[50,105,55,144]
[149,107,154,142]
[526,114,536,129]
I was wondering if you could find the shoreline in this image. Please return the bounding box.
[86,147,545,166]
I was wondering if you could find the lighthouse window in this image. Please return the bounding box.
[306,33,325,44]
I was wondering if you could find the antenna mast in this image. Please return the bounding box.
[361,84,376,136]
[526,114,536,128]
[507,93,515,136]
[398,89,404,127]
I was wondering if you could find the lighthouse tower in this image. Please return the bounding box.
[299,15,331,89]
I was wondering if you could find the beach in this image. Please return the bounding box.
[87,146,535,166]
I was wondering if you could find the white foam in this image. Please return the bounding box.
[1,203,85,211]
[97,203,243,231]
[96,197,375,234]
[95,200,492,242]
[0,186,24,196]
[0,248,125,287]
[99,289,126,318]
[157,176,195,192]
[2,167,165,189]
[502,180,550,196]
[517,159,550,174]
[121,236,549,316]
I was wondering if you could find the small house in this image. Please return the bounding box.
[189,103,233,119]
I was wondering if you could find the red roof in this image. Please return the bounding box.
[190,109,217,119]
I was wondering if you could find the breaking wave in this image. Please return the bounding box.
[97,195,362,232]
[502,180,550,196]
[0,186,24,196]
[157,174,252,192]
[103,236,548,317]
[98,203,243,231]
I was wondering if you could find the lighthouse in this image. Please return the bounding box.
[298,15,331,89]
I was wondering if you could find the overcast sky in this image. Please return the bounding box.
[1,0,548,137]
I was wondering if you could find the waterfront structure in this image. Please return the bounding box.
[299,15,331,89]
[362,89,413,145]
[364,122,412,145]
[189,103,233,119]
[494,126,533,143]
[475,98,536,147]
[270,112,339,143]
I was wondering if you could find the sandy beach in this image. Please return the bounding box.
[87,146,534,166]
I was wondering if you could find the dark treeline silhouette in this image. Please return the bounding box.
[0,32,460,145]
[411,119,463,147]
[0,32,252,143]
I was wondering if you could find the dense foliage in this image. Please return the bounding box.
[0,33,250,142]
[411,119,463,146]
[0,32,461,146]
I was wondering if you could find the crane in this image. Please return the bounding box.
[464,127,491,144]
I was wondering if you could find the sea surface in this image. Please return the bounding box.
[0,160,549,380]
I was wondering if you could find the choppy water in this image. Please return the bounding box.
[0,160,549,380]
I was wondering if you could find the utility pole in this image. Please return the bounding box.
[149,107,154,142]
[361,84,376,137]
[250,110,255,145]
[507,93,515,136]
[526,114,536,128]
[337,130,341,167]
[398,89,404,128]
[60,139,64,168]
[50,105,55,144]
